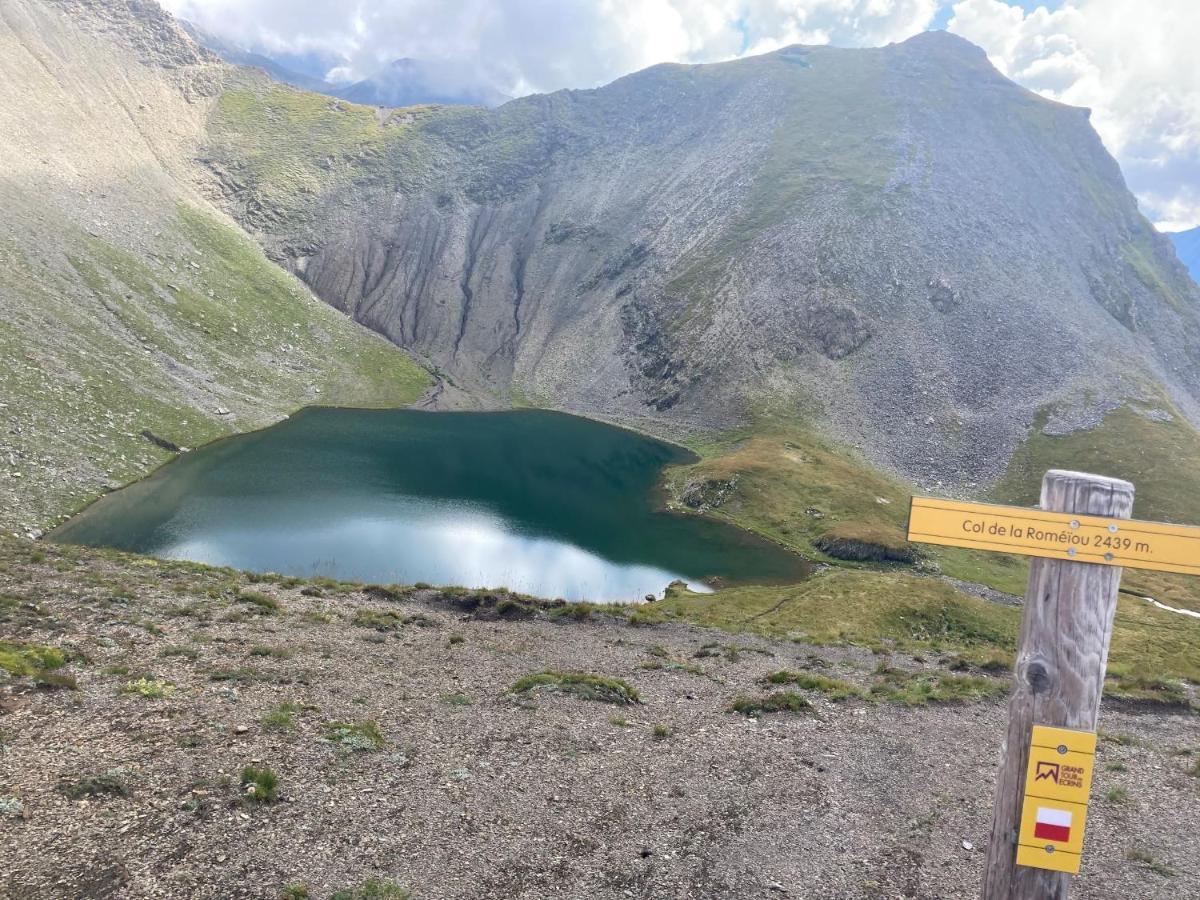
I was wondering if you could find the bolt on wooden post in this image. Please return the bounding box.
[980,470,1134,899]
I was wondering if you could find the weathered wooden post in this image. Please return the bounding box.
[980,470,1134,899]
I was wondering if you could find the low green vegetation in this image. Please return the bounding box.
[352,609,406,632]
[236,591,282,615]
[867,667,1008,706]
[763,670,861,701]
[120,677,175,699]
[59,773,129,800]
[240,766,279,804]
[261,702,301,731]
[730,691,812,716]
[642,570,1015,656]
[510,671,640,705]
[329,878,411,900]
[0,641,66,677]
[1104,787,1128,804]
[323,720,386,752]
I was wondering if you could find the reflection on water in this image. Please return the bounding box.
[54,409,809,601]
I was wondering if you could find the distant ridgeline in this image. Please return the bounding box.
[1170,227,1200,283]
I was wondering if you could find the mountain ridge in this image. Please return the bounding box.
[200,29,1200,490]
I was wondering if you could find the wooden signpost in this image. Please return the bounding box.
[904,469,1198,899]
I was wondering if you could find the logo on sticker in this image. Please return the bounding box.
[1035,762,1060,783]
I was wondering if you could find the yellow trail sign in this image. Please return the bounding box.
[907,496,1200,576]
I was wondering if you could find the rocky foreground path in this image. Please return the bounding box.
[0,537,1196,899]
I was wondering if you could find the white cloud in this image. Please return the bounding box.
[949,0,1200,230]
[162,0,937,94]
[162,0,1198,230]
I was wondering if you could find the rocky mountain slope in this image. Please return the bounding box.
[0,0,428,533]
[1171,226,1200,283]
[201,31,1200,491]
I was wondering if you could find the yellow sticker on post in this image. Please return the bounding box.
[1016,725,1098,874]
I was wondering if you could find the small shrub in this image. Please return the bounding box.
[59,773,129,800]
[280,886,310,900]
[510,671,640,705]
[448,634,465,646]
[236,591,281,615]
[609,715,631,727]
[101,664,130,676]
[323,720,386,752]
[730,692,813,716]
[240,765,279,804]
[299,586,323,598]
[441,692,472,706]
[121,677,174,699]
[651,724,671,740]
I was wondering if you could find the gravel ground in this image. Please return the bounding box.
[0,540,1196,899]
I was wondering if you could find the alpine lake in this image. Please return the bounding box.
[53,408,810,602]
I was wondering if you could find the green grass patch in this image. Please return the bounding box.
[763,670,862,700]
[120,677,174,699]
[236,591,281,615]
[730,691,813,716]
[240,765,279,804]
[867,668,1007,706]
[510,671,640,705]
[261,702,301,731]
[668,426,911,561]
[644,569,1017,656]
[0,641,66,677]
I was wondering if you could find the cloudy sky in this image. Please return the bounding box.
[162,0,1198,231]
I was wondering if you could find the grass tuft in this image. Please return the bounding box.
[730,691,813,716]
[510,671,640,705]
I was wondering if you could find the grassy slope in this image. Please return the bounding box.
[0,198,429,532]
[992,402,1200,611]
[206,78,438,212]
[660,410,1200,695]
